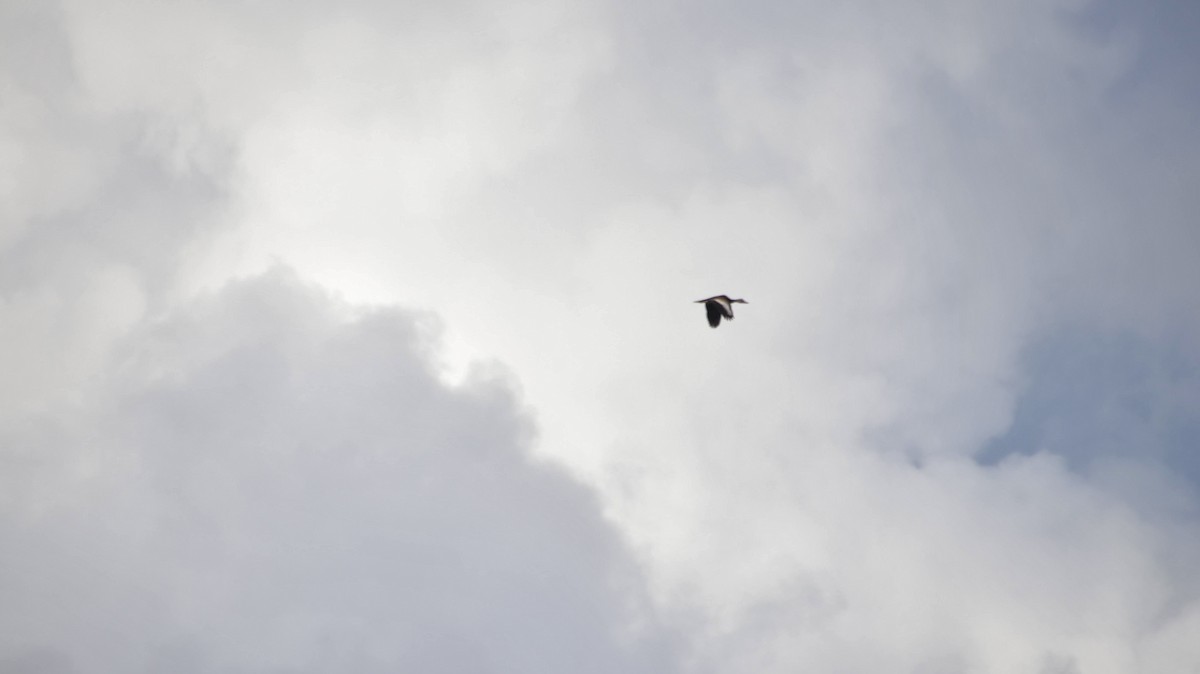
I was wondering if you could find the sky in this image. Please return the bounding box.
[2,0,1200,672]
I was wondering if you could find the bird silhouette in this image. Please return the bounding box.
[695,295,748,328]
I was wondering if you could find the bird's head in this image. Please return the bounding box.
[732,298,748,304]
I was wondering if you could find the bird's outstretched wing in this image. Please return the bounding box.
[705,301,732,328]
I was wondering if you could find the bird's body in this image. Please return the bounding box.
[695,295,748,328]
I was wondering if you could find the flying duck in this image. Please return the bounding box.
[695,295,748,328]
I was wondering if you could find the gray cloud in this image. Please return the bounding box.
[0,269,673,673]
[5,0,1200,672]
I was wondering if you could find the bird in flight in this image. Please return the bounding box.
[695,295,748,328]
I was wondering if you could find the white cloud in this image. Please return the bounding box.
[4,0,1200,672]
[0,269,673,673]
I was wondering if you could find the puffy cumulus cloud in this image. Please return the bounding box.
[6,0,1200,673]
[563,2,1200,672]
[0,6,671,672]
[0,268,675,673]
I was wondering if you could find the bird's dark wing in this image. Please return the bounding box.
[705,301,724,328]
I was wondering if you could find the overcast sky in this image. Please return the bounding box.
[3,0,1200,672]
